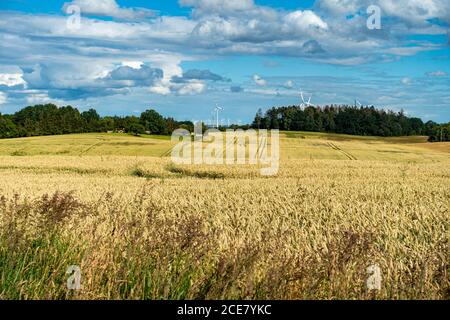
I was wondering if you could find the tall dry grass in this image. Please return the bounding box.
[0,156,448,299]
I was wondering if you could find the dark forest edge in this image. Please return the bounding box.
[252,106,449,142]
[0,103,449,142]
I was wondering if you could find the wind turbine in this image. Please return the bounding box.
[214,104,223,129]
[354,100,362,107]
[300,91,315,108]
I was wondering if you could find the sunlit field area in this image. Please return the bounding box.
[0,132,448,299]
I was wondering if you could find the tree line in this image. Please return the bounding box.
[0,104,194,138]
[426,122,450,142]
[251,105,449,141]
[0,103,448,141]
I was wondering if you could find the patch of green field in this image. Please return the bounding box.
[0,133,175,157]
[282,131,429,143]
[280,131,448,162]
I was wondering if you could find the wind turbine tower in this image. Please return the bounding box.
[300,91,315,108]
[214,104,223,129]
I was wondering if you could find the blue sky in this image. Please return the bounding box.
[0,0,449,124]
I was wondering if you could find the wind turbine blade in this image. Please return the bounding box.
[300,91,305,103]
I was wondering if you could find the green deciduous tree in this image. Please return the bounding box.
[140,109,167,135]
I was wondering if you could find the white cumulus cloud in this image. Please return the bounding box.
[180,0,255,16]
[401,77,412,85]
[26,93,52,104]
[63,0,156,20]
[253,75,267,86]
[174,80,206,95]
[121,61,144,69]
[283,80,294,89]
[0,92,7,105]
[426,70,448,77]
[0,73,26,87]
[284,10,328,31]
[316,0,363,15]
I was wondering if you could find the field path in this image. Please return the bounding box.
[160,145,174,157]
[79,137,105,156]
[327,142,357,160]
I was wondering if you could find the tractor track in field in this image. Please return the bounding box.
[327,142,357,160]
[160,145,174,158]
[161,141,187,158]
[257,135,267,158]
[161,142,183,158]
[79,138,105,156]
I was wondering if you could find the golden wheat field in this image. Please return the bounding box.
[0,132,449,299]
